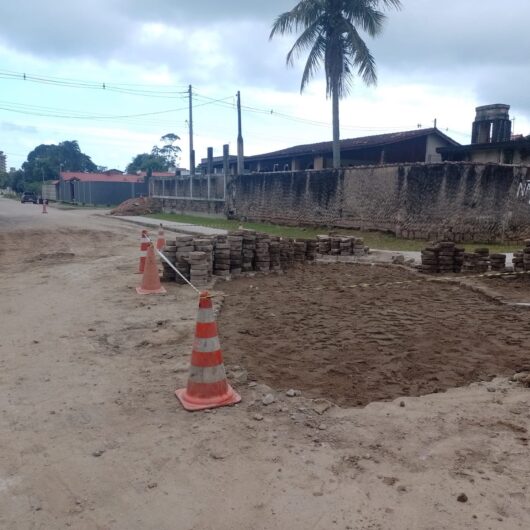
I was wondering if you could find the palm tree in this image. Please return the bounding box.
[270,0,402,168]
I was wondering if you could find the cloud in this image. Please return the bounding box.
[1,121,38,133]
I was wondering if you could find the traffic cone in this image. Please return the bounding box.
[136,230,149,274]
[136,244,167,295]
[176,291,241,411]
[156,223,165,251]
[42,202,48,214]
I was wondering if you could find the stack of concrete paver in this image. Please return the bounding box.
[462,252,479,273]
[513,251,525,272]
[317,235,331,255]
[189,251,210,286]
[280,239,294,269]
[340,237,353,256]
[193,238,214,277]
[474,248,490,273]
[213,235,230,277]
[524,240,530,271]
[174,235,194,284]
[161,242,176,282]
[294,241,307,263]
[241,230,256,272]
[330,237,341,256]
[454,246,465,272]
[420,244,439,273]
[269,237,281,272]
[353,238,366,256]
[490,253,507,272]
[306,239,318,261]
[228,233,243,276]
[255,233,271,272]
[438,242,456,274]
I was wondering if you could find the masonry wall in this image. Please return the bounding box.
[227,163,530,242]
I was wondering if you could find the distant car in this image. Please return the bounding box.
[21,192,38,204]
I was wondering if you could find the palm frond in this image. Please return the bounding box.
[342,1,386,37]
[342,19,377,86]
[286,21,322,66]
[270,0,324,39]
[300,35,326,93]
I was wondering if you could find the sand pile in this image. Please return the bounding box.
[110,197,161,216]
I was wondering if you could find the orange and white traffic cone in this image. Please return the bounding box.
[42,202,48,214]
[176,291,241,411]
[156,223,165,251]
[136,244,167,295]
[136,230,149,274]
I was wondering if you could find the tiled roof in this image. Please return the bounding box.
[60,171,144,183]
[246,128,459,160]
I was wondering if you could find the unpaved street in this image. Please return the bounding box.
[1,198,529,530]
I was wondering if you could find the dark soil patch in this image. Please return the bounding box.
[217,263,530,407]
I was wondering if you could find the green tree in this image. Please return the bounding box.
[127,133,181,173]
[270,0,401,168]
[22,140,97,181]
[126,153,168,174]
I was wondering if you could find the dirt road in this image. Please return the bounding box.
[1,198,529,530]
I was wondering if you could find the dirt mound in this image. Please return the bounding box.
[110,197,161,216]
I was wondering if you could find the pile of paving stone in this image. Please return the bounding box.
[513,251,525,272]
[437,242,457,273]
[317,235,331,254]
[330,236,342,256]
[173,235,194,284]
[193,237,214,277]
[490,253,507,272]
[474,248,490,273]
[280,239,294,269]
[270,237,281,271]
[462,251,479,273]
[213,235,230,277]
[161,242,176,282]
[306,240,318,261]
[524,240,530,271]
[228,233,243,276]
[353,238,366,256]
[339,237,353,256]
[189,251,210,286]
[294,240,307,263]
[241,230,256,272]
[420,244,440,273]
[255,233,271,272]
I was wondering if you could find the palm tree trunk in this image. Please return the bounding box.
[332,87,340,168]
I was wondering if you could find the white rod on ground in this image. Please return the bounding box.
[144,235,200,294]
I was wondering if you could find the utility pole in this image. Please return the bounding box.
[237,91,244,175]
[188,84,195,198]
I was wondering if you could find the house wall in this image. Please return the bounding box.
[226,163,530,242]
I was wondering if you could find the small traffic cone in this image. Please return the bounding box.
[176,291,241,411]
[136,230,150,274]
[136,244,167,295]
[42,202,48,214]
[156,223,165,251]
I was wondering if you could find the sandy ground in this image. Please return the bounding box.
[1,198,530,530]
[217,264,530,407]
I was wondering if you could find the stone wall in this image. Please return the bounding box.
[226,163,530,242]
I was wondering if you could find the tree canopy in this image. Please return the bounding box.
[22,140,97,181]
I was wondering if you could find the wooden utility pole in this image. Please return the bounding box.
[237,91,244,175]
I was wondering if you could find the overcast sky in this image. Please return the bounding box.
[1,0,529,171]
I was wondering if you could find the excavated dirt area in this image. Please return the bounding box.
[218,263,530,407]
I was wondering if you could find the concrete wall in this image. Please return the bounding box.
[227,163,530,242]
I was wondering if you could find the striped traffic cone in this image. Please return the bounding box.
[136,244,167,295]
[156,223,165,251]
[136,229,149,274]
[176,291,241,411]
